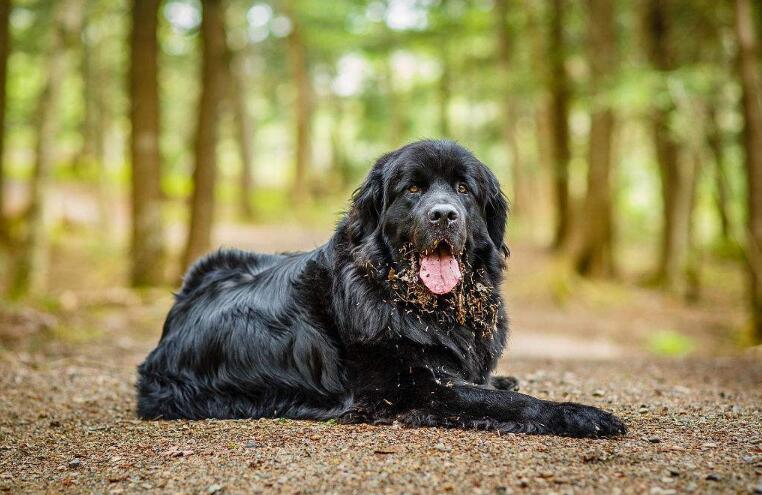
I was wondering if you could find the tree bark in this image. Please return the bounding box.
[573,0,617,277]
[735,0,762,342]
[548,0,572,250]
[706,104,732,240]
[226,48,255,220]
[72,11,94,177]
[682,150,702,302]
[383,57,404,148]
[0,0,10,241]
[644,0,693,291]
[79,8,108,229]
[11,0,83,296]
[494,0,528,217]
[286,10,311,203]
[526,0,554,241]
[329,90,350,189]
[182,0,226,270]
[129,0,165,286]
[438,41,451,138]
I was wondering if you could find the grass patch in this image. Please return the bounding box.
[647,330,696,357]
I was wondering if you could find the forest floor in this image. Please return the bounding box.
[1,221,761,494]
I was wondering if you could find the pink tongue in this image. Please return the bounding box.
[419,251,462,295]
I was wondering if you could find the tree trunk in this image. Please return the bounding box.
[129,0,164,286]
[683,150,702,302]
[573,0,617,277]
[182,0,226,270]
[526,0,554,241]
[383,57,404,147]
[11,0,83,297]
[548,0,572,250]
[494,0,529,217]
[286,11,311,203]
[438,41,451,138]
[0,0,10,241]
[706,104,732,240]
[644,0,693,291]
[226,48,255,220]
[72,11,94,177]
[735,0,762,342]
[329,91,350,189]
[79,8,108,229]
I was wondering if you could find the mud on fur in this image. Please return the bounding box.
[386,243,500,335]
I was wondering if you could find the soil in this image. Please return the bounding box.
[2,347,760,494]
[1,223,760,494]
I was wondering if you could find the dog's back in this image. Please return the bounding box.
[177,248,279,298]
[136,247,349,420]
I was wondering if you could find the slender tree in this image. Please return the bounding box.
[438,47,451,138]
[129,0,164,286]
[80,3,109,230]
[10,0,83,297]
[0,0,10,241]
[526,0,554,241]
[735,0,762,342]
[572,0,617,276]
[434,0,452,139]
[706,103,732,241]
[383,57,404,148]
[494,0,528,217]
[73,9,104,179]
[695,11,734,243]
[182,0,226,270]
[226,47,256,220]
[285,8,311,203]
[644,0,694,291]
[548,0,572,249]
[328,88,350,189]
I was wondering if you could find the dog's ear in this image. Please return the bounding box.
[347,152,394,244]
[482,168,510,254]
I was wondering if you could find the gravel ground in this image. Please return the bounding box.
[2,348,761,494]
[0,224,758,493]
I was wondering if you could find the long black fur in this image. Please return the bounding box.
[137,140,626,438]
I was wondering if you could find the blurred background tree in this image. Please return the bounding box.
[0,0,760,345]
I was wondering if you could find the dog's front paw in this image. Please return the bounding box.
[550,402,627,438]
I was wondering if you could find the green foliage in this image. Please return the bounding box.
[647,330,696,357]
[0,0,755,330]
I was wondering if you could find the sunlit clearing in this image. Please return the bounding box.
[164,0,201,32]
[271,15,293,38]
[247,3,273,28]
[385,0,430,31]
[333,54,369,97]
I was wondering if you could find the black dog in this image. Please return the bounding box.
[137,140,626,438]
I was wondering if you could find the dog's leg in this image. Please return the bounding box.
[489,375,520,391]
[397,383,626,438]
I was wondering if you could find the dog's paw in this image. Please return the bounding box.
[550,402,627,438]
[490,375,520,391]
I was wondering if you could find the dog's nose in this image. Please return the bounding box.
[428,204,459,226]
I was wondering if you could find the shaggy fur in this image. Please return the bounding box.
[137,140,626,438]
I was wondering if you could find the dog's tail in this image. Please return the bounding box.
[177,248,265,299]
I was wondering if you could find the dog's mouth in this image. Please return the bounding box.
[419,241,462,295]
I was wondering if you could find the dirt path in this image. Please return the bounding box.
[2,338,761,494]
[1,222,760,493]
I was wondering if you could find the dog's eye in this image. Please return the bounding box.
[457,183,469,194]
[408,185,421,194]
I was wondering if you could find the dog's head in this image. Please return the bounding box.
[346,140,508,296]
